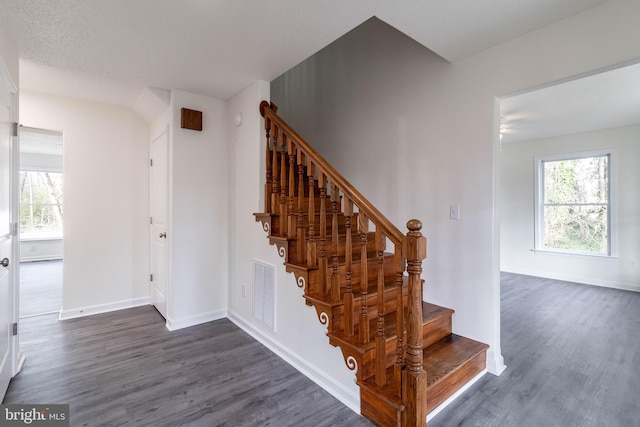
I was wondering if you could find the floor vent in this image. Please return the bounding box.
[253,260,276,331]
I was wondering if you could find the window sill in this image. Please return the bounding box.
[531,248,617,259]
[20,237,63,242]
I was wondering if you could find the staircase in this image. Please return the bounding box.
[254,101,488,426]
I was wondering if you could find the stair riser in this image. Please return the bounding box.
[426,350,487,413]
[360,387,402,427]
[271,232,380,265]
[274,212,360,237]
[289,254,398,296]
[328,305,454,383]
[423,315,453,349]
[332,254,397,288]
[308,285,406,335]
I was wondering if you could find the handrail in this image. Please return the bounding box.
[260,101,404,246]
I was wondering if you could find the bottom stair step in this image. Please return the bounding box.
[424,334,489,413]
[359,334,488,426]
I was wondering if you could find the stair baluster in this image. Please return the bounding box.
[359,214,370,344]
[297,150,306,264]
[330,184,340,302]
[318,173,328,296]
[344,198,354,337]
[394,248,405,396]
[279,132,287,236]
[307,160,317,268]
[375,228,386,386]
[271,123,279,218]
[263,114,272,214]
[287,139,296,239]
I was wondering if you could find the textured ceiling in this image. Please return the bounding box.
[0,0,610,107]
[500,61,640,144]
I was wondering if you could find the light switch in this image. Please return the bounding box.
[450,205,460,220]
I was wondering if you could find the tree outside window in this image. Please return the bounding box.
[19,170,63,239]
[536,152,611,255]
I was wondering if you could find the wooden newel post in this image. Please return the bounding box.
[401,219,427,427]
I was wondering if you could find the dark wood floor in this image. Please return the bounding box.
[5,308,372,426]
[430,272,640,427]
[20,260,63,317]
[5,272,640,426]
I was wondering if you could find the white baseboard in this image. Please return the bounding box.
[19,256,63,263]
[502,268,640,293]
[58,296,151,320]
[13,350,25,377]
[227,309,360,414]
[165,309,227,331]
[486,348,507,376]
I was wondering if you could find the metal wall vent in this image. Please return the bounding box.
[253,260,276,331]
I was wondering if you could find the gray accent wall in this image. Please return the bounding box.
[270,4,640,375]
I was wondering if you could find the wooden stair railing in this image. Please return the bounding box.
[255,101,488,427]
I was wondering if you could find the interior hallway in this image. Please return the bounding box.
[20,260,62,317]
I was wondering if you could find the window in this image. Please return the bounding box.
[535,150,613,256]
[19,170,64,239]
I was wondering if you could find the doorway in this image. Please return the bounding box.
[149,128,169,319]
[498,61,640,290]
[18,127,63,318]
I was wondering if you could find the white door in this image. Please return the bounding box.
[150,129,169,319]
[0,67,16,398]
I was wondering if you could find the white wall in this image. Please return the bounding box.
[226,81,361,411]
[270,0,640,375]
[500,124,640,291]
[19,91,150,318]
[163,90,229,329]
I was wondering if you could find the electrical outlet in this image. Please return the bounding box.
[450,205,460,220]
[242,284,247,297]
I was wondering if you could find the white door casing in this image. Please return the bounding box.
[0,59,17,399]
[150,129,169,319]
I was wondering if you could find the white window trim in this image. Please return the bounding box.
[534,148,617,257]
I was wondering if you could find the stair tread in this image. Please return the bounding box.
[423,334,489,388]
[358,333,488,393]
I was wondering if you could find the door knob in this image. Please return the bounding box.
[1,258,8,268]
[159,232,167,238]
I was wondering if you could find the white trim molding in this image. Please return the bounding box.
[486,348,507,375]
[165,309,227,331]
[502,268,640,293]
[58,296,151,320]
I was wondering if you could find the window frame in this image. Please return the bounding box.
[534,148,616,257]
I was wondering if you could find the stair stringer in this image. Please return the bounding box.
[254,220,371,387]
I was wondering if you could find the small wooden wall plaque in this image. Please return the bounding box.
[181,108,203,131]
